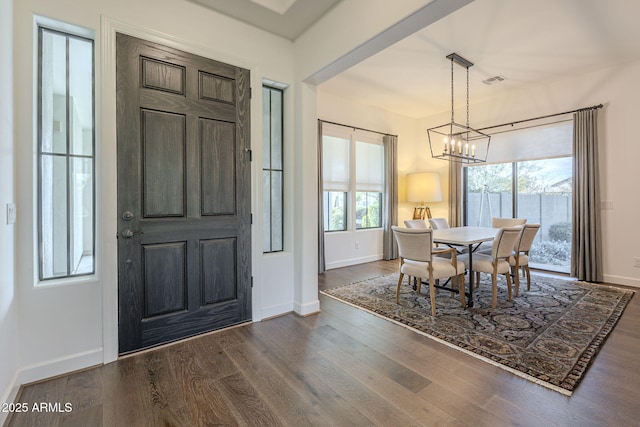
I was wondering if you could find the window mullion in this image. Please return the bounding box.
[65,35,72,276]
[349,134,356,231]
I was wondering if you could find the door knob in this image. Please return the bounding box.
[121,229,134,238]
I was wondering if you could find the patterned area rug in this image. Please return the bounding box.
[321,273,634,395]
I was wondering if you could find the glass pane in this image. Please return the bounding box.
[41,155,68,278]
[466,163,513,226]
[40,30,68,154]
[68,37,94,156]
[69,157,94,275]
[517,157,572,273]
[262,171,271,252]
[324,191,346,231]
[270,89,282,170]
[271,171,283,251]
[356,192,381,229]
[262,87,271,169]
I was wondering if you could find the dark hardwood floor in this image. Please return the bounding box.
[6,260,640,426]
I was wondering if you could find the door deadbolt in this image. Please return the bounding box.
[122,211,134,220]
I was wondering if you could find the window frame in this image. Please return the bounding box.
[262,84,285,253]
[36,21,96,282]
[463,155,573,273]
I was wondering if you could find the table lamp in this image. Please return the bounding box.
[406,172,442,220]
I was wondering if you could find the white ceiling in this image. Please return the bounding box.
[187,0,341,40]
[190,0,640,119]
[320,0,640,118]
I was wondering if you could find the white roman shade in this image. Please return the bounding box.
[485,121,573,163]
[322,134,350,191]
[356,140,384,192]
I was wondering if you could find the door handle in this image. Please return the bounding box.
[120,229,143,239]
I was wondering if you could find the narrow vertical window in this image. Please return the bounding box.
[38,25,95,280]
[262,85,284,252]
[322,134,350,231]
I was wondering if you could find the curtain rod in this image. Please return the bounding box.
[319,119,397,137]
[478,103,603,132]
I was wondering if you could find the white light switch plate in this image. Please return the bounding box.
[7,203,16,224]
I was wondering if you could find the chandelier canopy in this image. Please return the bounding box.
[428,53,490,164]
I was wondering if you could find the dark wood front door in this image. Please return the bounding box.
[116,33,251,354]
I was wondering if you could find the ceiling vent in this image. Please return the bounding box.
[482,75,507,85]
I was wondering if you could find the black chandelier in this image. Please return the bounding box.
[428,53,490,164]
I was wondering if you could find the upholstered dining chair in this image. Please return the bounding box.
[509,223,541,294]
[491,217,527,227]
[391,226,466,316]
[428,217,450,230]
[478,217,527,254]
[404,219,428,228]
[459,227,521,309]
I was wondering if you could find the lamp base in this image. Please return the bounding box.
[412,206,432,220]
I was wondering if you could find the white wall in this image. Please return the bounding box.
[0,0,19,421]
[416,61,640,287]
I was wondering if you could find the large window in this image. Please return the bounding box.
[38,24,95,280]
[322,126,383,231]
[464,121,573,273]
[262,85,284,253]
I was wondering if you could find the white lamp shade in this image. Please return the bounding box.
[406,172,442,203]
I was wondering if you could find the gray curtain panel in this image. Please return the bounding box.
[383,134,398,260]
[571,108,603,282]
[317,120,326,274]
[448,160,462,227]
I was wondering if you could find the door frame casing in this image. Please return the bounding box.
[101,18,264,363]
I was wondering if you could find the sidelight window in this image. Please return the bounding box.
[37,23,95,280]
[262,85,284,253]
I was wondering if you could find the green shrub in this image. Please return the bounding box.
[549,222,571,242]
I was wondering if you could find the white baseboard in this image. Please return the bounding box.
[260,302,294,321]
[18,348,103,387]
[0,370,20,426]
[294,298,320,316]
[603,274,640,289]
[325,254,383,270]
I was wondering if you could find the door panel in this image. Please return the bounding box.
[143,242,187,317]
[142,110,186,217]
[116,33,251,354]
[200,238,237,305]
[201,119,236,215]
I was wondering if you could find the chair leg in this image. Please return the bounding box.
[475,272,480,289]
[512,265,520,297]
[491,274,498,308]
[429,278,437,317]
[525,265,532,291]
[458,275,466,307]
[505,273,512,301]
[396,273,404,303]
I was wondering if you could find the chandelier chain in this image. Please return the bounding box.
[450,56,455,124]
[466,65,470,128]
